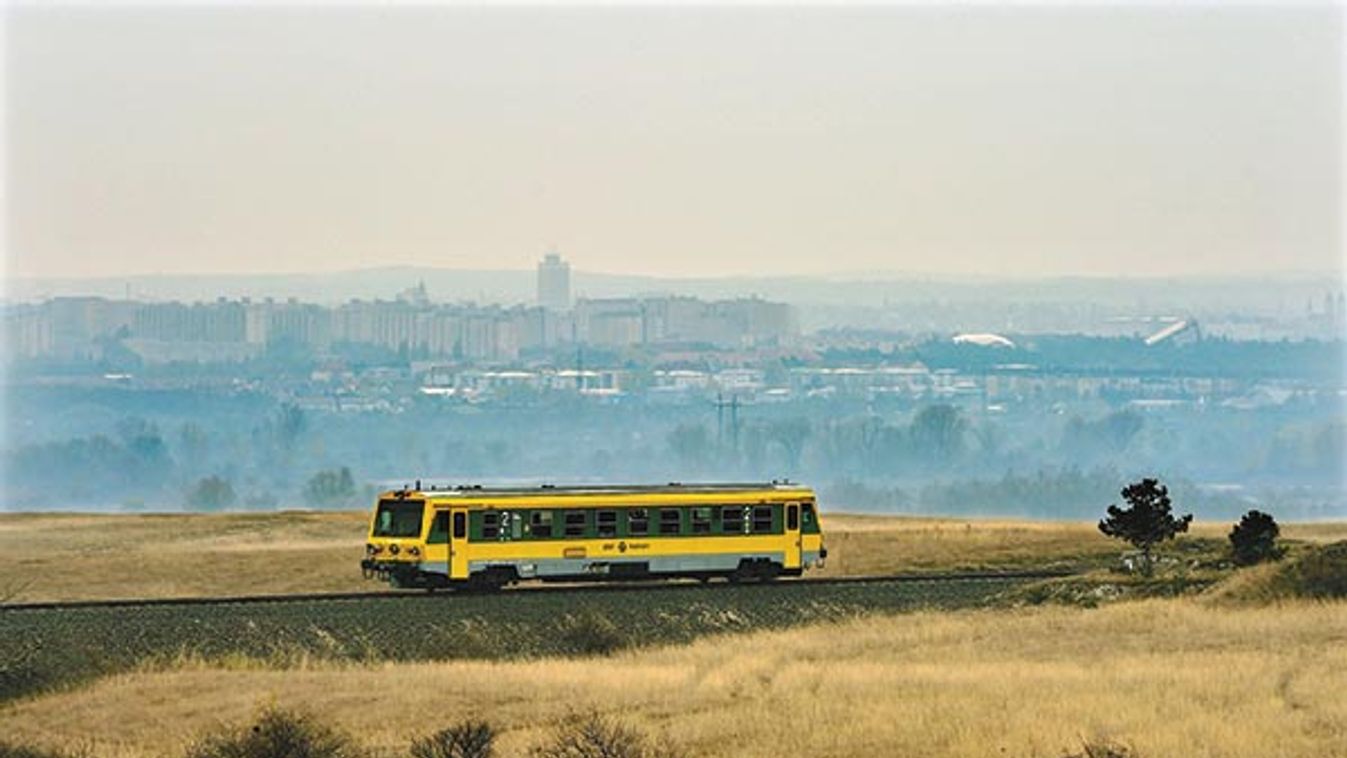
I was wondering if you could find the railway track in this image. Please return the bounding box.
[0,568,1073,613]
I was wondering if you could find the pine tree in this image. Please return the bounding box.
[1098,478,1192,575]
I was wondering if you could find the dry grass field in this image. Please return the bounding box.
[3,598,1345,758]
[4,509,1343,602]
[0,511,371,602]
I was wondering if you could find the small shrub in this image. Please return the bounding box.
[411,720,495,758]
[186,475,237,512]
[1062,738,1138,758]
[532,713,682,758]
[184,707,362,758]
[0,742,81,758]
[1228,510,1284,566]
[556,612,630,656]
[1278,540,1347,599]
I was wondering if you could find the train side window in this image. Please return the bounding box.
[509,512,522,540]
[659,508,682,535]
[564,510,587,538]
[691,507,712,533]
[530,510,553,538]
[597,510,619,537]
[628,508,649,536]
[751,505,774,533]
[722,506,745,534]
[787,504,799,531]
[452,512,466,539]
[427,512,448,544]
[482,511,501,539]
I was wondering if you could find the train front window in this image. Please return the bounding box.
[373,500,426,538]
[427,512,448,544]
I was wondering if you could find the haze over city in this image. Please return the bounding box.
[6,2,1343,281]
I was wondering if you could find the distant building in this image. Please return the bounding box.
[574,295,797,349]
[1144,319,1201,346]
[537,251,571,311]
[3,289,794,364]
[952,333,1015,348]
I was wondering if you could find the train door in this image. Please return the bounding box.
[450,509,469,580]
[784,502,802,570]
[425,510,451,578]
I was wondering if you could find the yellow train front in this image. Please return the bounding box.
[361,482,827,590]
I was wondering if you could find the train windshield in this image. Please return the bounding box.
[372,499,426,538]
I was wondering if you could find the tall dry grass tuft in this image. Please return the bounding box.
[410,721,496,758]
[555,612,630,657]
[531,713,683,758]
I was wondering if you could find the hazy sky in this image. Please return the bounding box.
[4,2,1343,279]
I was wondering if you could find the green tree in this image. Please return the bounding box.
[667,423,710,469]
[766,417,811,470]
[274,403,307,452]
[910,404,967,460]
[186,475,237,511]
[1098,478,1192,575]
[1229,509,1284,566]
[177,422,210,472]
[304,467,357,508]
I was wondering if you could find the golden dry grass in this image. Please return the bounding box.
[0,511,372,602]
[2,510,1343,602]
[2,599,1344,758]
[810,513,1346,577]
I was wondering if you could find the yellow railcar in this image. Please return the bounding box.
[361,482,827,590]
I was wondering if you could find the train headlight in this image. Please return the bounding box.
[366,544,378,555]
[409,546,421,557]
[389,544,400,555]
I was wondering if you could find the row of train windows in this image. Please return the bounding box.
[474,505,778,540]
[426,505,814,544]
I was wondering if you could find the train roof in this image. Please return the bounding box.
[382,481,813,500]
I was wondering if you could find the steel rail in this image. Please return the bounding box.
[0,568,1073,614]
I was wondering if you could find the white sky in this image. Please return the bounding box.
[4,2,1343,279]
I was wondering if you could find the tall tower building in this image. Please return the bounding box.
[537,251,571,311]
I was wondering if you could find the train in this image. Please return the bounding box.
[360,481,827,590]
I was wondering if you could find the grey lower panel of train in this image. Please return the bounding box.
[459,552,787,579]
[417,550,823,579]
